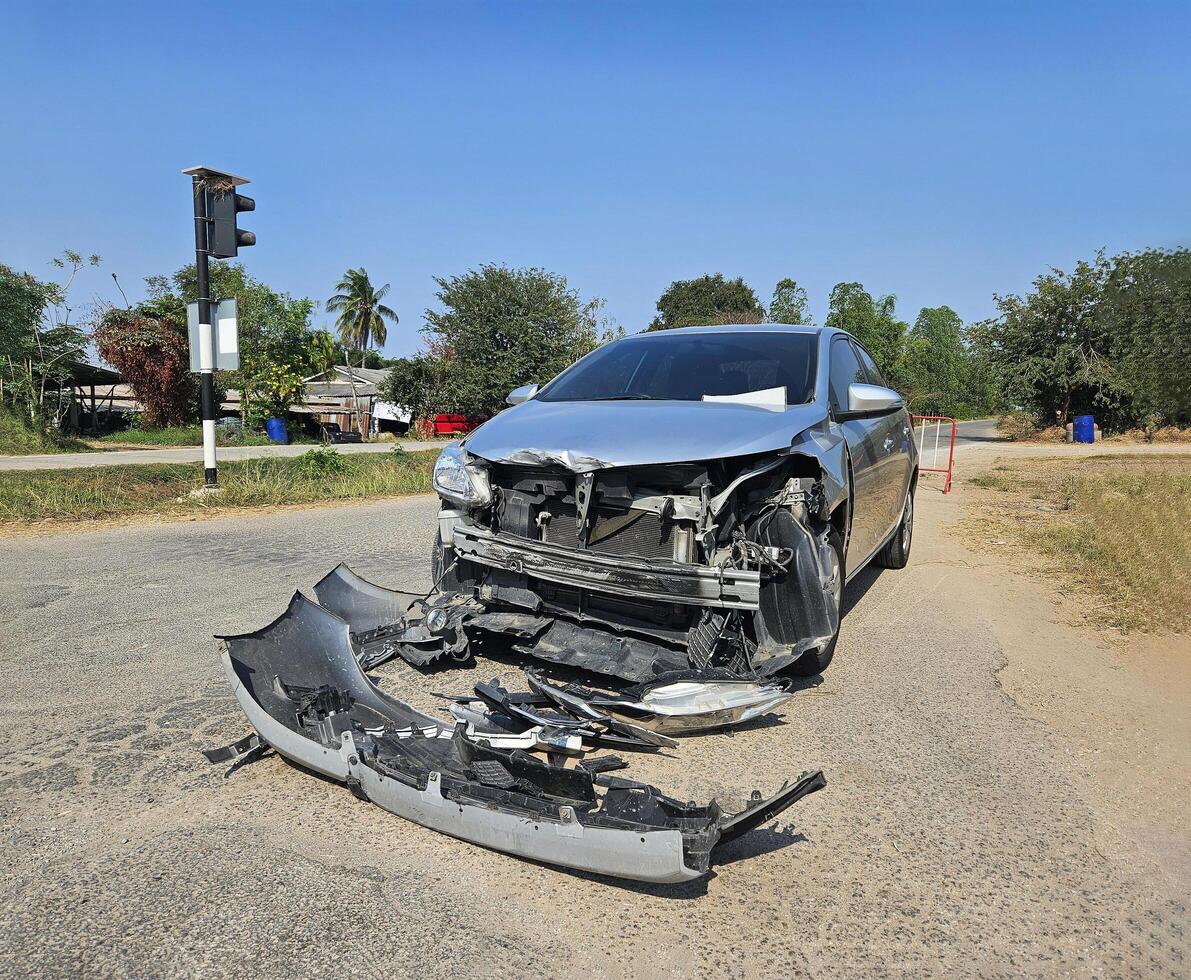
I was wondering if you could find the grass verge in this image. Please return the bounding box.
[93,426,282,448]
[0,448,436,529]
[967,454,1191,633]
[0,409,91,455]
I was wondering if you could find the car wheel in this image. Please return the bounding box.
[876,489,914,570]
[787,525,845,677]
[430,533,478,592]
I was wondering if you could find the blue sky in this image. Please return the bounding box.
[3,1,1189,357]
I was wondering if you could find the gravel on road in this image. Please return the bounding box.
[0,491,1186,978]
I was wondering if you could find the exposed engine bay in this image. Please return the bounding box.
[426,439,849,681]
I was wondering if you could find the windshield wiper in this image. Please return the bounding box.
[583,394,667,401]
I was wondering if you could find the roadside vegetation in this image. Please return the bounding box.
[93,425,278,448]
[0,407,90,455]
[4,244,1188,461]
[995,411,1191,444]
[971,249,1191,434]
[0,448,435,528]
[381,269,1000,421]
[968,454,1191,633]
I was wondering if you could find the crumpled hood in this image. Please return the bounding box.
[463,399,828,470]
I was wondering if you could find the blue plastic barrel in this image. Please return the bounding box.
[265,417,289,444]
[1073,415,1095,443]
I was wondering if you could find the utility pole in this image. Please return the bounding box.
[182,166,255,488]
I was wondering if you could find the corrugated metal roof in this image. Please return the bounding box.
[304,365,389,385]
[305,382,378,397]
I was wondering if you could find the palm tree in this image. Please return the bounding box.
[326,268,398,436]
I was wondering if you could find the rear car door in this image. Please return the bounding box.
[851,341,913,544]
[828,337,882,564]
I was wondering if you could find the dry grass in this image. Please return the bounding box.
[967,454,1191,633]
[0,449,436,529]
[996,411,1191,445]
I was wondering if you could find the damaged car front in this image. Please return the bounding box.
[431,324,918,684]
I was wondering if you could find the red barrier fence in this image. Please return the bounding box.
[911,415,956,493]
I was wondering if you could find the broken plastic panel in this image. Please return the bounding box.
[216,593,825,883]
[313,564,479,670]
[528,669,794,736]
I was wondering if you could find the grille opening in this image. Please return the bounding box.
[539,503,680,561]
[535,580,694,637]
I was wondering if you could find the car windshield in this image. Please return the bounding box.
[537,331,818,405]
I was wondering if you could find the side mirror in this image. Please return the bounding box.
[506,383,539,406]
[847,383,903,415]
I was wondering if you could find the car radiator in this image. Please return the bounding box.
[496,490,692,563]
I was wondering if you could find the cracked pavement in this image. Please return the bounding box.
[1,487,1187,977]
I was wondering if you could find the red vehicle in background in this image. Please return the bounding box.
[429,413,485,436]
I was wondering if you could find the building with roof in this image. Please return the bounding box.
[300,365,411,435]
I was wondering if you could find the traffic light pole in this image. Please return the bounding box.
[191,177,218,487]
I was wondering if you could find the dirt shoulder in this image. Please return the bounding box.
[941,445,1191,885]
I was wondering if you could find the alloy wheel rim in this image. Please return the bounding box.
[902,496,913,550]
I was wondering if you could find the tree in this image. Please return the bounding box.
[904,306,964,406]
[305,329,338,377]
[0,263,57,416]
[93,303,196,427]
[146,262,316,428]
[380,264,611,419]
[0,251,95,425]
[768,278,812,324]
[824,282,908,381]
[969,254,1121,425]
[900,306,987,418]
[1100,249,1191,424]
[326,268,399,435]
[648,274,764,330]
[326,268,398,352]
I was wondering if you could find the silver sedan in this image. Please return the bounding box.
[433,324,918,680]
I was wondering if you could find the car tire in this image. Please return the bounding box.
[875,488,914,570]
[787,525,845,677]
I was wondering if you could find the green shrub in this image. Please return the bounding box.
[297,446,347,478]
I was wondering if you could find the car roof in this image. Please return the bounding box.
[630,323,826,337]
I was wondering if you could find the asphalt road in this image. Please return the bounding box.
[1,490,1185,977]
[0,439,445,471]
[953,418,1002,444]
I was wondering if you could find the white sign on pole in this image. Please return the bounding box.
[187,298,240,372]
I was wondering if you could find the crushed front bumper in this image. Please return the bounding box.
[452,524,761,610]
[215,593,826,883]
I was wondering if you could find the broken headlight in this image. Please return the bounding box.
[432,444,492,507]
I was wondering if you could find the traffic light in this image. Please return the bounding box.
[208,189,255,258]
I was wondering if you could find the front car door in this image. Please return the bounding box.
[851,340,914,544]
[827,336,883,565]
